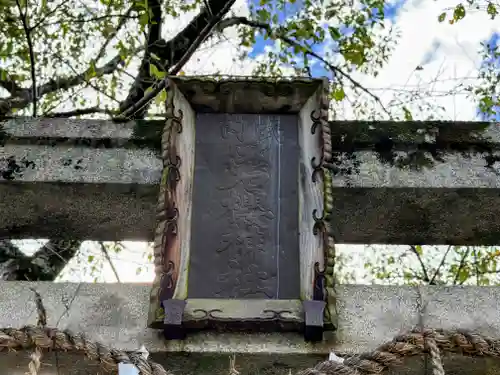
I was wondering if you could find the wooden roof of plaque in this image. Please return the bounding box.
[168,75,326,114]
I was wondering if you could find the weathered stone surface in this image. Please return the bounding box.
[2,118,500,244]
[189,114,300,299]
[3,282,500,353]
[332,151,500,188]
[329,151,500,244]
[1,117,164,146]
[2,282,500,374]
[0,118,162,240]
[329,120,500,146]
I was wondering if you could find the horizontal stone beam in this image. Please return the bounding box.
[330,151,500,245]
[0,117,165,147]
[0,118,163,241]
[1,282,500,374]
[329,120,500,148]
[3,118,498,148]
[2,118,500,244]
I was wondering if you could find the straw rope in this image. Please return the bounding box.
[12,289,496,375]
[6,323,500,375]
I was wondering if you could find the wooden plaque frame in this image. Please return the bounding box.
[148,76,336,341]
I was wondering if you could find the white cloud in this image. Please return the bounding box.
[168,0,262,76]
[351,0,500,120]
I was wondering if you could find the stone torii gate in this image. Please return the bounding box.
[1,76,500,374]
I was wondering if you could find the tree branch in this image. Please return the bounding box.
[0,4,144,118]
[0,240,82,281]
[115,0,163,120]
[38,49,139,98]
[0,69,22,95]
[217,16,392,118]
[409,245,431,284]
[118,0,236,119]
[28,240,82,280]
[31,0,72,30]
[429,245,452,285]
[0,240,27,263]
[93,6,135,64]
[40,13,138,27]
[0,46,143,117]
[99,242,120,282]
[453,248,471,285]
[45,106,116,117]
[0,0,236,120]
[16,0,37,117]
[117,0,237,120]
[49,51,123,110]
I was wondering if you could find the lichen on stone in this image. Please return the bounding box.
[0,155,36,180]
[328,120,499,173]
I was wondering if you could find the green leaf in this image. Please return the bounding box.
[343,49,365,66]
[332,87,346,101]
[87,255,94,263]
[328,26,342,40]
[139,12,150,28]
[403,106,413,121]
[85,62,97,80]
[453,4,466,22]
[155,88,167,106]
[256,8,270,22]
[458,267,470,283]
[487,2,498,18]
[149,64,166,79]
[480,277,491,286]
[438,12,446,22]
[414,245,423,256]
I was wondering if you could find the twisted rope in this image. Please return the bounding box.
[1,325,171,375]
[8,277,490,375]
[300,327,500,375]
[26,288,46,375]
[4,326,500,375]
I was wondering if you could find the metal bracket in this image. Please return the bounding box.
[162,299,187,340]
[303,300,326,343]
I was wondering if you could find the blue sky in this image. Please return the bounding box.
[477,32,500,121]
[247,0,499,121]
[247,0,409,63]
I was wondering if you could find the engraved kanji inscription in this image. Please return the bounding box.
[189,113,300,299]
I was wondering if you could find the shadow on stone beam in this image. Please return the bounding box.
[2,117,500,245]
[0,117,164,241]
